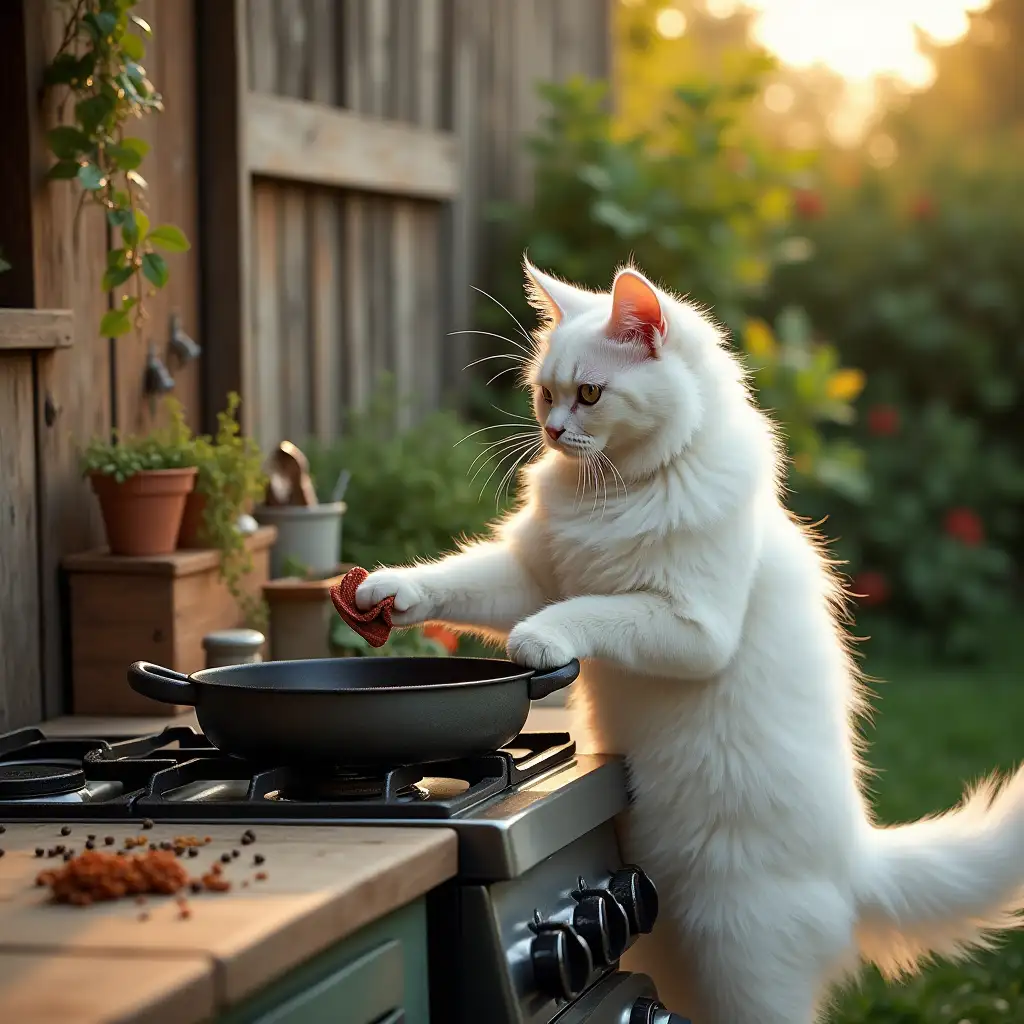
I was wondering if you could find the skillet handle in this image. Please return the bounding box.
[127,661,199,706]
[528,659,581,701]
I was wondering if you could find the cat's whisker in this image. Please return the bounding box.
[486,364,526,387]
[476,439,539,499]
[490,404,536,424]
[468,432,538,477]
[470,285,536,347]
[468,440,537,487]
[494,440,543,509]
[453,422,529,447]
[462,353,527,371]
[597,450,628,498]
[447,328,532,358]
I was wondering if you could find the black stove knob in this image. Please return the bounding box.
[530,920,593,1001]
[608,865,659,934]
[573,890,630,965]
[630,996,691,1024]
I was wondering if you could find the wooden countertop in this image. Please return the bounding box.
[0,824,456,1023]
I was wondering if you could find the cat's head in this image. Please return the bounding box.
[523,260,736,471]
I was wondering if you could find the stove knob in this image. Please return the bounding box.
[630,996,692,1024]
[573,890,630,965]
[530,920,593,1001]
[608,865,659,934]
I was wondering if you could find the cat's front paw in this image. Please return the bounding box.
[507,620,577,670]
[356,569,433,626]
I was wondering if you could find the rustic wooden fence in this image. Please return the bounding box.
[213,0,611,453]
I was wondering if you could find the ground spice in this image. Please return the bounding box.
[37,850,190,904]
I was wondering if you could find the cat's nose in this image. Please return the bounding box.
[545,426,565,441]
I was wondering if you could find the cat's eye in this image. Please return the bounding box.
[577,383,602,406]
[540,386,553,404]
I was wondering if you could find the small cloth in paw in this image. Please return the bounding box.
[329,566,393,648]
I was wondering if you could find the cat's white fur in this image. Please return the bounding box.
[356,261,1024,1023]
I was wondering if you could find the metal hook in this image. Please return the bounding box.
[144,345,176,395]
[169,313,201,364]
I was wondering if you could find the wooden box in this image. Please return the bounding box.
[63,526,276,716]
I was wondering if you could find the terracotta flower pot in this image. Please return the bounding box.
[177,490,208,548]
[90,468,197,557]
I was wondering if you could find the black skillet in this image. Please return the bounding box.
[127,657,579,766]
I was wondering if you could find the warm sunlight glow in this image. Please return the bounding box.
[656,7,688,39]
[746,0,990,86]
[763,82,795,113]
[705,0,741,17]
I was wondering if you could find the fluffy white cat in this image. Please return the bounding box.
[356,261,1024,1023]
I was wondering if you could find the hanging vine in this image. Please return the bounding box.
[44,0,190,339]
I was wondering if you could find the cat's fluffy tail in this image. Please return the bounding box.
[853,767,1024,977]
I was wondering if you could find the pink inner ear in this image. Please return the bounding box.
[608,271,665,356]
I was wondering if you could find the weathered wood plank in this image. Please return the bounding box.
[0,309,73,350]
[246,93,459,200]
[250,181,283,452]
[307,0,343,441]
[197,0,252,434]
[116,0,200,436]
[0,354,42,729]
[279,183,311,442]
[25,1,112,719]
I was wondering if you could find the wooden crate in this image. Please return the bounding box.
[63,527,275,716]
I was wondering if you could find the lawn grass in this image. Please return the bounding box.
[829,653,1024,1023]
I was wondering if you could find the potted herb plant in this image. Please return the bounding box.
[81,413,196,557]
[175,392,268,626]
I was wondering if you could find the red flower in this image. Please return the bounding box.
[867,404,900,437]
[853,570,890,607]
[793,189,825,220]
[910,195,936,222]
[944,507,984,547]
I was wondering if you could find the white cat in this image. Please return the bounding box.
[356,261,1024,1023]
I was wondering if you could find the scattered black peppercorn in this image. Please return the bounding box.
[160,841,172,851]
[54,844,65,854]
[187,847,199,858]
[174,846,185,856]
[190,880,203,894]
[0,850,5,858]
[47,847,57,858]
[231,849,240,859]
[104,836,115,846]
[85,840,95,850]
[0,825,6,834]
[253,853,265,865]
[220,853,231,864]
[141,819,154,830]
[87,834,96,841]
[149,843,158,852]
[60,826,71,836]
[63,851,73,862]
[35,848,44,858]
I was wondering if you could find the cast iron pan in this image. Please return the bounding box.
[127,657,580,766]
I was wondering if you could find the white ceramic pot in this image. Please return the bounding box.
[254,501,346,578]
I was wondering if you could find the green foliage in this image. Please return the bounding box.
[44,0,189,341]
[189,393,268,629]
[327,619,449,659]
[303,378,507,571]
[79,402,193,482]
[768,157,1024,658]
[482,71,865,496]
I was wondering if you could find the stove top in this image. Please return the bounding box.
[0,725,627,880]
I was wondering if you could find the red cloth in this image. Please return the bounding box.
[329,566,394,648]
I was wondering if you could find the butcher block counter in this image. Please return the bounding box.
[0,822,456,1023]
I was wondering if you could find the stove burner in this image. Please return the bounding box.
[0,762,87,799]
[265,768,429,803]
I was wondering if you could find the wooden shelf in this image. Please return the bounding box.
[0,309,73,350]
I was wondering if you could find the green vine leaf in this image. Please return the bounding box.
[107,142,144,170]
[74,94,114,134]
[76,163,107,191]
[44,52,81,86]
[47,160,81,181]
[100,307,132,338]
[119,136,150,161]
[148,225,190,252]
[46,126,89,159]
[120,33,146,62]
[101,264,135,291]
[142,251,169,288]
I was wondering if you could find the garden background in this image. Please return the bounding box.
[305,2,1024,1018]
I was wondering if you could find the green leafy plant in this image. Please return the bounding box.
[328,618,449,659]
[303,377,509,571]
[768,155,1024,658]
[188,392,268,629]
[79,402,193,481]
[44,0,190,340]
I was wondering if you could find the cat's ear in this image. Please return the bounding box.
[523,258,589,327]
[607,268,665,357]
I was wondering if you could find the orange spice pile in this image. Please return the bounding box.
[37,849,189,906]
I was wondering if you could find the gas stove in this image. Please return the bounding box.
[0,724,685,1023]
